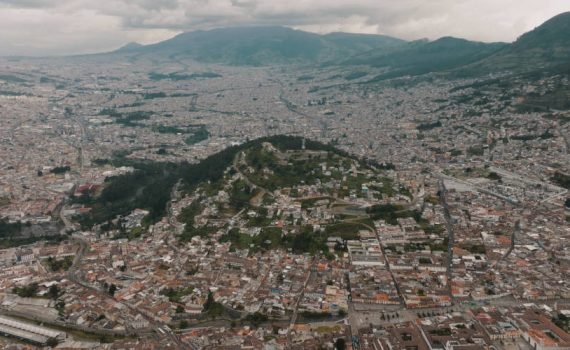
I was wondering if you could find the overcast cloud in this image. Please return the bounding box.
[0,0,568,56]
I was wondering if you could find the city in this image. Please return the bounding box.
[0,4,569,350]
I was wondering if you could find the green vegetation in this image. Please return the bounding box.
[553,313,570,332]
[153,125,187,134]
[449,149,463,157]
[0,220,21,236]
[243,143,358,193]
[50,166,71,174]
[143,92,167,100]
[324,223,363,240]
[467,146,485,157]
[242,312,269,327]
[77,135,365,232]
[221,227,283,252]
[47,285,62,300]
[286,226,330,256]
[459,242,486,254]
[77,160,180,229]
[388,237,448,253]
[552,172,570,189]
[0,74,27,83]
[356,37,506,81]
[510,131,555,141]
[0,220,69,249]
[177,201,209,242]
[417,121,442,131]
[487,172,502,181]
[429,328,452,336]
[184,125,209,145]
[111,226,145,241]
[13,283,39,298]
[420,223,445,235]
[108,284,117,296]
[45,256,74,272]
[203,291,224,318]
[149,72,222,81]
[365,204,420,225]
[132,26,408,66]
[424,196,440,205]
[0,90,28,96]
[300,311,332,320]
[160,286,194,303]
[99,109,152,127]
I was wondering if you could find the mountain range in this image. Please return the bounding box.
[111,12,570,78]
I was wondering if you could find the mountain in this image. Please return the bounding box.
[112,26,406,66]
[339,12,570,80]
[105,12,570,75]
[465,12,570,74]
[115,42,144,53]
[344,37,506,81]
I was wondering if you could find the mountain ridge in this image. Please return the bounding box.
[104,12,570,77]
[115,26,407,66]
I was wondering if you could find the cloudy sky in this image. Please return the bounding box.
[0,0,568,56]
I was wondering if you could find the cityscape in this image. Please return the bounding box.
[0,2,569,350]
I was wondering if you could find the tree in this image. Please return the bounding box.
[176,305,184,313]
[335,338,346,350]
[46,337,59,347]
[47,285,60,300]
[204,291,215,311]
[108,284,117,296]
[565,198,570,208]
[179,320,189,329]
[243,312,268,328]
[13,283,38,298]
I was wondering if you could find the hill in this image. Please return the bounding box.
[75,135,417,254]
[111,26,406,66]
[338,12,570,80]
[76,135,368,228]
[465,12,570,74]
[114,42,143,53]
[344,37,506,81]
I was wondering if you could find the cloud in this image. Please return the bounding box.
[0,0,568,55]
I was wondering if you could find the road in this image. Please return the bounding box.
[232,150,274,199]
[492,220,520,268]
[438,179,455,302]
[286,257,315,349]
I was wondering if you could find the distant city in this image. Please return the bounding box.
[0,9,569,350]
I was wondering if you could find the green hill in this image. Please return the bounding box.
[76,135,354,228]
[351,37,506,81]
[113,26,405,66]
[339,12,570,79]
[466,12,570,74]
